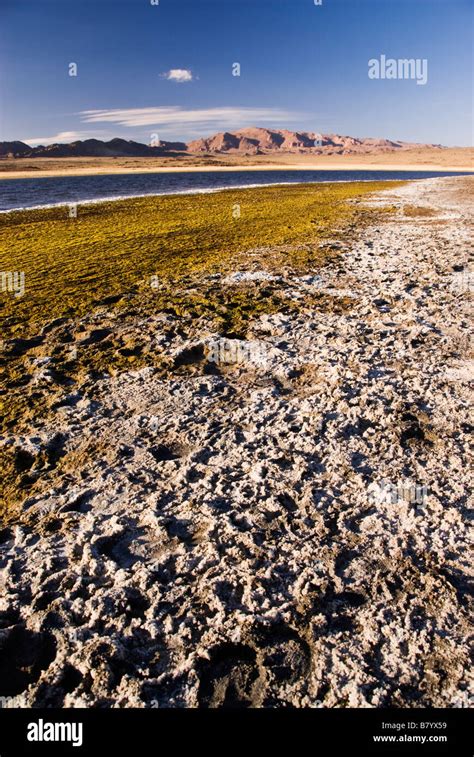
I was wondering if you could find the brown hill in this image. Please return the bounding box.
[187,127,442,155]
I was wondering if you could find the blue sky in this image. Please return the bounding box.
[1,0,472,146]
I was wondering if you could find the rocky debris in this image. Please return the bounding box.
[0,176,472,709]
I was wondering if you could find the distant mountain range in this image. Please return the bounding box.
[187,128,443,155]
[0,137,187,158]
[0,128,443,158]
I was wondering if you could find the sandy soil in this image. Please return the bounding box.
[0,147,472,179]
[0,177,472,708]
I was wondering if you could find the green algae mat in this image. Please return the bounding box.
[0,181,402,340]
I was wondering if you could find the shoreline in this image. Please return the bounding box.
[0,162,472,181]
[0,176,422,214]
[1,171,472,214]
[0,179,402,214]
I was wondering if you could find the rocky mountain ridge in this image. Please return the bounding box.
[0,128,443,158]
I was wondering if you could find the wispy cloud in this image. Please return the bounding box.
[160,69,194,83]
[21,130,95,146]
[79,106,304,136]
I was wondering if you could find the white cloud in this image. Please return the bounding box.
[161,69,194,83]
[21,130,93,146]
[79,106,304,135]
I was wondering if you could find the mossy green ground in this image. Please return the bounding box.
[0,181,401,339]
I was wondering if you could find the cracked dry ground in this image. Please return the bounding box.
[0,176,472,708]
